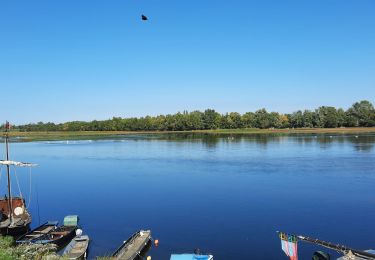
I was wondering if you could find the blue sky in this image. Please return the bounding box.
[0,0,374,124]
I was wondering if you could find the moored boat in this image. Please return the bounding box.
[32,215,79,249]
[278,231,375,260]
[112,230,152,260]
[62,233,90,260]
[337,250,375,260]
[0,122,36,236]
[16,221,59,244]
[0,197,32,236]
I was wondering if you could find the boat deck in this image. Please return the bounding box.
[114,230,151,260]
[0,217,26,228]
[65,236,89,259]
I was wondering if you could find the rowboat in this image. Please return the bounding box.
[62,234,90,260]
[16,221,58,244]
[112,230,151,260]
[32,215,79,249]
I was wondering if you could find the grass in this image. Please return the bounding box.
[3,127,375,141]
[0,236,61,260]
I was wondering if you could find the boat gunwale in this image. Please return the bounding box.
[112,230,151,258]
[16,221,59,244]
[63,235,90,259]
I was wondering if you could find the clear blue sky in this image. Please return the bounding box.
[0,0,374,124]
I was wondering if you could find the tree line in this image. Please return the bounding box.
[5,100,375,132]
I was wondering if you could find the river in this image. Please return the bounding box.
[3,133,375,259]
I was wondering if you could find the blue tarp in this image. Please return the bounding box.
[170,254,211,260]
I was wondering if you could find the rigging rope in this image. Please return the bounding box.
[0,165,2,188]
[12,165,23,199]
[27,166,32,208]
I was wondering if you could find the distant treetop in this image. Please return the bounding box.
[3,100,375,132]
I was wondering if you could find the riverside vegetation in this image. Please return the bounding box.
[3,100,375,132]
[0,236,61,260]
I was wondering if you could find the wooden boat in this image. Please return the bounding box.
[32,215,79,249]
[16,221,59,244]
[62,234,90,260]
[337,250,375,260]
[278,231,375,260]
[112,230,152,260]
[0,122,35,236]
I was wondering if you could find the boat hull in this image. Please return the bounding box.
[33,226,77,250]
[16,221,59,244]
[0,197,32,237]
[112,230,152,260]
[63,235,90,260]
[0,223,30,237]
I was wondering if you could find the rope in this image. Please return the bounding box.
[0,165,3,188]
[27,167,32,208]
[12,165,23,199]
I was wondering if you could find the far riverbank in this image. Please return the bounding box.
[4,127,375,141]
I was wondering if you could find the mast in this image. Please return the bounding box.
[4,121,13,223]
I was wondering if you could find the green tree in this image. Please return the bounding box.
[202,109,221,129]
[242,112,256,128]
[289,111,304,128]
[316,106,338,128]
[346,100,375,126]
[254,109,270,129]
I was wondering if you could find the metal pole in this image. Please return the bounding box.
[4,122,13,224]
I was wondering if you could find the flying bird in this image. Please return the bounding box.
[141,14,148,21]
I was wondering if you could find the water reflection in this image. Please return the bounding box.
[129,133,375,152]
[2,133,375,152]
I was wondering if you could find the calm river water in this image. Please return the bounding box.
[2,133,375,259]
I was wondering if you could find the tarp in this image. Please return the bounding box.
[0,160,37,167]
[170,254,212,260]
[64,215,79,226]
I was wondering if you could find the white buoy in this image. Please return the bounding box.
[76,229,83,237]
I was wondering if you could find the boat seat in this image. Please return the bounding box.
[51,231,68,236]
[34,228,54,234]
[26,234,42,237]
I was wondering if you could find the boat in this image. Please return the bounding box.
[0,122,35,236]
[277,231,375,260]
[62,233,90,259]
[32,215,79,249]
[170,254,214,260]
[16,221,59,244]
[112,230,152,260]
[337,250,375,260]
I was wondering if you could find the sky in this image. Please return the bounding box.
[0,0,374,124]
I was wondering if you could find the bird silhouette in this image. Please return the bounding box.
[141,14,148,21]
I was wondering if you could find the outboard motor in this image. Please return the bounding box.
[312,251,330,260]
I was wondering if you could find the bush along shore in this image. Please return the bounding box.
[0,236,61,260]
[2,100,375,132]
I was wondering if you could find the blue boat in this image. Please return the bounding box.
[26,215,79,249]
[170,254,213,260]
[16,221,59,244]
